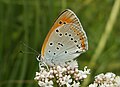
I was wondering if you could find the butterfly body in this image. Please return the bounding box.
[40,9,88,66]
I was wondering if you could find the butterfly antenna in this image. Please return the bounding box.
[19,50,38,55]
[21,42,40,55]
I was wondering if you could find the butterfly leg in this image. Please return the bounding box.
[38,61,49,71]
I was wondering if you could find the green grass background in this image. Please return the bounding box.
[0,0,119,87]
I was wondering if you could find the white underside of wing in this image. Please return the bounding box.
[43,23,88,66]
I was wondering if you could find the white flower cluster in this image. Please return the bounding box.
[89,72,120,87]
[34,61,90,87]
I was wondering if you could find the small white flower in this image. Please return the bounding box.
[38,81,45,87]
[67,66,71,70]
[58,73,63,78]
[70,70,74,74]
[59,75,72,86]
[99,84,106,87]
[89,83,98,87]
[55,73,59,77]
[84,66,90,74]
[105,72,116,78]
[49,69,53,74]
[53,69,57,74]
[57,65,62,72]
[75,68,79,73]
[36,72,40,76]
[66,83,71,87]
[40,74,45,78]
[49,74,54,79]
[62,67,67,72]
[61,75,72,85]
[115,76,120,86]
[72,81,80,87]
[78,68,90,80]
[44,79,53,87]
[89,72,120,87]
[35,61,90,87]
[34,75,40,80]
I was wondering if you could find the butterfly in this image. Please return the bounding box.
[37,9,88,66]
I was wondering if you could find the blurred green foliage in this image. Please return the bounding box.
[0,0,119,87]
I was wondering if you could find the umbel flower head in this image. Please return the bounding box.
[89,72,120,87]
[34,60,90,87]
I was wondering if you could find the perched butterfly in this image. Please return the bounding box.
[37,9,88,66]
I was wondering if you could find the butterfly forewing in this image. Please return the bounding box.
[41,9,88,66]
[41,9,81,57]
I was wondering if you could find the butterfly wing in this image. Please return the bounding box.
[41,9,88,66]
